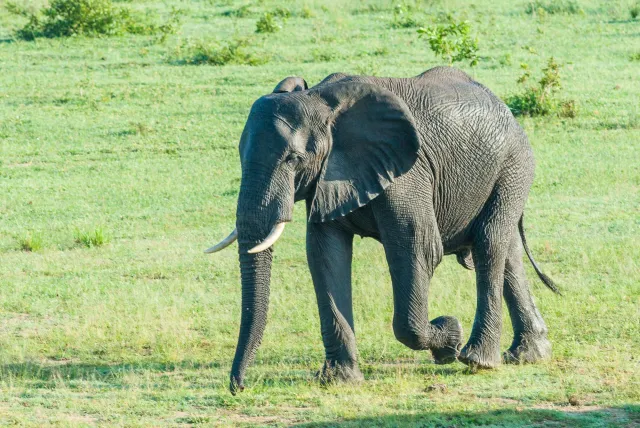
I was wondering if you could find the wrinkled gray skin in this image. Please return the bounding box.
[227,67,558,394]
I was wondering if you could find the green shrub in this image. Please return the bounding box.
[75,227,108,248]
[630,52,640,61]
[505,57,576,118]
[255,12,281,33]
[171,38,269,66]
[525,0,581,15]
[631,4,640,19]
[6,0,181,40]
[18,232,43,252]
[417,15,479,66]
[301,6,314,19]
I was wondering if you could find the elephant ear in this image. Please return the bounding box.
[309,82,420,223]
[273,76,308,93]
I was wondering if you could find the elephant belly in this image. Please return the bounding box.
[337,205,381,241]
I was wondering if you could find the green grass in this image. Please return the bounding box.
[17,231,43,252]
[0,0,638,426]
[74,226,108,248]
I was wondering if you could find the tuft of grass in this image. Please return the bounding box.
[301,6,314,19]
[130,122,153,135]
[499,53,513,66]
[630,52,640,61]
[311,48,337,63]
[271,7,291,19]
[170,38,269,66]
[18,232,43,252]
[74,227,108,248]
[351,4,388,15]
[417,15,479,66]
[525,0,582,15]
[505,57,576,117]
[391,3,420,29]
[630,3,640,19]
[221,4,253,18]
[559,99,578,118]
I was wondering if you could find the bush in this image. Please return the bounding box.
[18,232,43,252]
[171,38,269,66]
[301,6,314,19]
[631,4,640,19]
[525,0,581,15]
[75,227,108,248]
[417,15,479,66]
[6,0,181,40]
[505,57,576,118]
[255,12,281,33]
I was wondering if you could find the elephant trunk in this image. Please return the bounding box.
[230,248,272,394]
[229,167,292,394]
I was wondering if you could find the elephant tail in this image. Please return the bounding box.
[518,215,561,295]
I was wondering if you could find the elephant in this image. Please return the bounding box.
[206,66,559,394]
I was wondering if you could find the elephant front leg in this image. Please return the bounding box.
[376,198,463,365]
[383,240,463,364]
[307,221,363,384]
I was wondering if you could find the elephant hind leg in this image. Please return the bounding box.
[503,231,551,364]
[459,149,535,369]
[458,228,508,369]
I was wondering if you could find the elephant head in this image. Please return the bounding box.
[206,76,420,394]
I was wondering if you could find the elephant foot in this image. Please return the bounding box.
[459,342,501,369]
[429,316,463,365]
[229,374,245,395]
[317,359,364,385]
[504,333,551,364]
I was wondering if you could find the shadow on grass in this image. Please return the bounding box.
[0,359,471,394]
[0,360,222,383]
[294,405,640,427]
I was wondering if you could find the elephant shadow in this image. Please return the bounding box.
[292,405,640,427]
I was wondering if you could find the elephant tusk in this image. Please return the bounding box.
[247,223,286,254]
[205,228,238,253]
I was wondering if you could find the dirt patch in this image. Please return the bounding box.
[5,162,33,168]
[528,404,634,425]
[531,404,626,414]
[219,409,307,426]
[66,414,98,424]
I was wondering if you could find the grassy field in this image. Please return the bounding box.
[0,0,639,426]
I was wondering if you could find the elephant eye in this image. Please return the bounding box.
[285,153,303,165]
